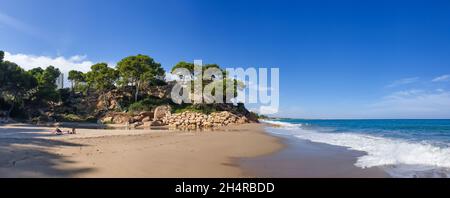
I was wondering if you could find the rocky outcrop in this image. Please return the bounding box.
[147,83,174,99]
[162,111,255,130]
[101,110,155,124]
[99,104,257,130]
[96,90,132,111]
[153,105,172,121]
[101,112,132,124]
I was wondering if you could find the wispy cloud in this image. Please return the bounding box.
[386,77,419,88]
[368,89,450,118]
[0,11,40,38]
[432,74,450,82]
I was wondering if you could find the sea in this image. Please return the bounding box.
[262,119,450,178]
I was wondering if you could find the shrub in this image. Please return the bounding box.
[58,114,83,122]
[128,101,152,112]
[127,97,173,112]
[57,114,98,123]
[172,104,218,114]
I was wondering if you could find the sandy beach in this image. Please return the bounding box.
[0,122,392,178]
[0,123,283,178]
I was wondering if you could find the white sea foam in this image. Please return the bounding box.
[266,120,450,173]
[261,120,302,129]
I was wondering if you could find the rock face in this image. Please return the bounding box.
[96,90,132,111]
[101,110,154,124]
[144,120,164,127]
[99,104,256,130]
[162,111,255,130]
[153,105,172,121]
[147,83,174,99]
[101,112,132,124]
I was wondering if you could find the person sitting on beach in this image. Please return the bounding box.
[69,128,76,134]
[53,128,63,135]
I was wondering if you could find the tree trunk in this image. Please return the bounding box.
[135,81,140,102]
[6,100,15,119]
[70,81,74,97]
[102,90,108,111]
[86,84,90,96]
[75,81,79,95]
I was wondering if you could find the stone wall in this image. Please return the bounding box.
[162,111,255,130]
[100,105,256,130]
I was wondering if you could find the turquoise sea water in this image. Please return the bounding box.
[263,119,450,178]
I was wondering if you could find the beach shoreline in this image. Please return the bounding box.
[0,122,390,178]
[240,126,390,178]
[0,123,283,178]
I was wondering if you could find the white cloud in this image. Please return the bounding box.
[386,77,419,88]
[432,74,450,82]
[368,89,450,118]
[4,51,94,73]
[4,51,97,88]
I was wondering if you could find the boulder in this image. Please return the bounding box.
[154,105,172,121]
[154,120,165,126]
[138,111,154,118]
[132,115,143,122]
[142,116,151,122]
[134,121,144,127]
[102,116,113,123]
[146,120,164,126]
[101,112,131,124]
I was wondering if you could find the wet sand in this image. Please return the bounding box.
[240,128,390,178]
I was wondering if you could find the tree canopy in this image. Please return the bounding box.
[0,51,4,62]
[171,61,195,73]
[170,62,242,104]
[171,61,223,76]
[116,54,165,101]
[68,70,85,81]
[68,70,86,91]
[0,60,38,117]
[85,63,118,92]
[28,66,61,104]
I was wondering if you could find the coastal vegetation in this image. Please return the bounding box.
[0,50,257,127]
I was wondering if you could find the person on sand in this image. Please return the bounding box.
[69,128,76,134]
[53,128,63,135]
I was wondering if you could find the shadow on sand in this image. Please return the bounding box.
[0,124,95,177]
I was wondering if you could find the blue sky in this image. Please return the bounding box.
[1,0,450,118]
